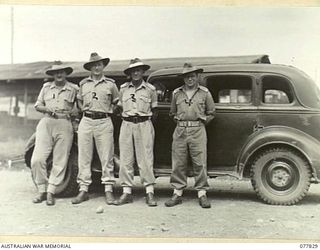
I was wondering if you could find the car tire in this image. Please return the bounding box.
[251,147,311,205]
[25,145,79,197]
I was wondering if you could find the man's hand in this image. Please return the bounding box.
[65,109,81,120]
[199,117,208,125]
[151,108,159,124]
[35,105,56,116]
[46,108,57,117]
[113,105,122,117]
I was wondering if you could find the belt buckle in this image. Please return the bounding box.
[133,117,139,123]
[93,113,102,119]
[179,121,186,127]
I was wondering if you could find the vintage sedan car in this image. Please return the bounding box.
[25,55,320,205]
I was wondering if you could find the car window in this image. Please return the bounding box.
[218,89,252,103]
[152,77,183,103]
[264,89,290,104]
[261,75,294,104]
[206,75,253,104]
[151,76,205,103]
[153,81,170,102]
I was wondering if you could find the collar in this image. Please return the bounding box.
[179,84,200,93]
[128,80,147,90]
[87,75,108,85]
[50,81,70,91]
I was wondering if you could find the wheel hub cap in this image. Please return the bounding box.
[267,161,295,190]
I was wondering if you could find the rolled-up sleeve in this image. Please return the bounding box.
[205,91,215,124]
[77,85,83,101]
[118,88,123,107]
[111,83,120,104]
[34,86,45,108]
[151,89,158,109]
[169,92,177,117]
[206,91,215,115]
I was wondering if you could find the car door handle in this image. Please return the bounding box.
[253,123,264,132]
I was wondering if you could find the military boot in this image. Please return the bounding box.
[71,191,89,204]
[114,193,133,206]
[105,191,115,205]
[46,192,55,206]
[199,195,211,208]
[32,192,46,204]
[146,192,157,207]
[165,194,182,207]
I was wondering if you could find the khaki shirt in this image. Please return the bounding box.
[78,76,119,113]
[170,85,215,122]
[118,81,157,117]
[35,81,79,112]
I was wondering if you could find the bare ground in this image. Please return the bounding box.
[1,166,320,241]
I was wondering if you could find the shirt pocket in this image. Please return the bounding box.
[175,98,186,119]
[138,95,151,114]
[63,91,75,110]
[176,97,188,111]
[176,98,185,106]
[82,90,92,104]
[100,89,112,104]
[43,92,56,106]
[122,95,132,112]
[63,90,75,104]
[195,98,206,116]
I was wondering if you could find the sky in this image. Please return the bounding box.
[0,5,320,82]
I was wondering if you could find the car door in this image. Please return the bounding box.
[255,73,304,128]
[151,76,184,175]
[204,73,259,174]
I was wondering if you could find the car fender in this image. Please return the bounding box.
[237,126,320,182]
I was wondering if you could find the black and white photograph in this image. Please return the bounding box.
[0,3,320,243]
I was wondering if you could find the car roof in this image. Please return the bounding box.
[148,63,320,110]
[149,63,304,78]
[0,54,269,81]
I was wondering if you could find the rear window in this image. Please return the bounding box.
[261,75,294,104]
[206,75,253,104]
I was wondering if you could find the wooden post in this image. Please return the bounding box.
[24,82,28,124]
[14,94,19,117]
[9,95,12,115]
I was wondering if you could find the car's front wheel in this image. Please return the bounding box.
[251,147,311,205]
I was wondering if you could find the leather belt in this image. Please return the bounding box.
[122,116,151,124]
[84,112,108,120]
[178,120,201,127]
[46,113,70,120]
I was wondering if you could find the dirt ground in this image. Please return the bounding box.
[1,165,320,241]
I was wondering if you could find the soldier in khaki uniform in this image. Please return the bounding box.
[165,63,215,209]
[115,58,158,206]
[71,53,119,205]
[31,64,78,206]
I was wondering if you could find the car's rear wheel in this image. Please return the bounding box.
[25,145,79,197]
[251,147,311,205]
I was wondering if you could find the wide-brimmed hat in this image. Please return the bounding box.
[124,58,150,75]
[180,63,203,76]
[45,63,73,76]
[83,52,110,71]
